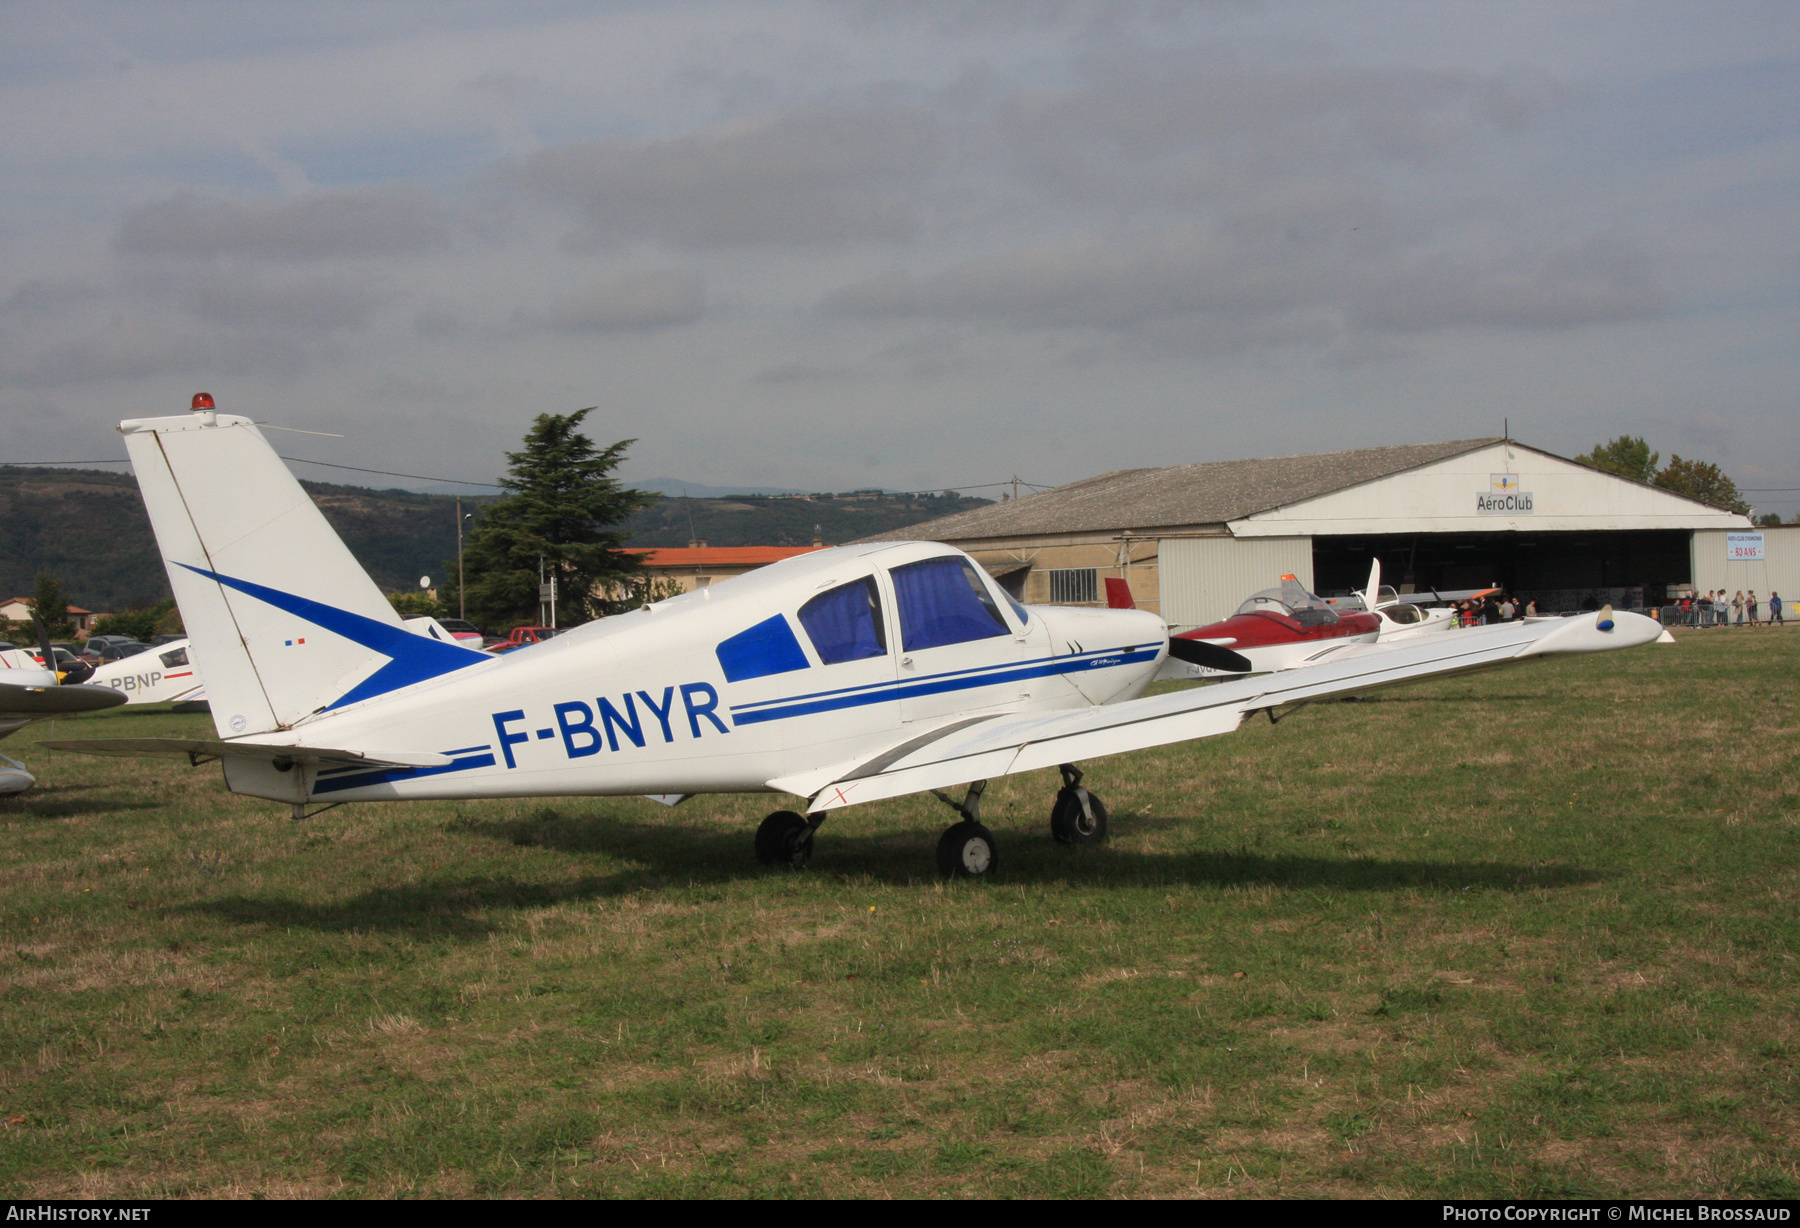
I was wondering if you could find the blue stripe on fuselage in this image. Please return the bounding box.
[311,751,497,795]
[728,642,1159,714]
[729,645,1160,726]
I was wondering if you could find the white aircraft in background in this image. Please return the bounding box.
[1345,560,1465,642]
[87,638,207,708]
[45,399,1662,876]
[1,620,127,794]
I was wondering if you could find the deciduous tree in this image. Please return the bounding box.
[1653,455,1751,515]
[1577,435,1659,483]
[29,570,74,639]
[387,590,445,620]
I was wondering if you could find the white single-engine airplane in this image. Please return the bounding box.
[44,400,1662,876]
[86,638,207,708]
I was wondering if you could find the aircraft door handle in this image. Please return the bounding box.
[901,656,913,667]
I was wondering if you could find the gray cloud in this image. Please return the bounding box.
[508,104,944,248]
[523,269,706,332]
[0,5,1789,491]
[117,188,450,261]
[176,274,388,331]
[995,56,1562,201]
[3,320,215,388]
[820,226,1661,349]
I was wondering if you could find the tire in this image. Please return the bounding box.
[936,821,999,878]
[1050,788,1108,845]
[755,810,812,867]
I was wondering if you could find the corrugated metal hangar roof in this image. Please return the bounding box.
[866,438,1503,541]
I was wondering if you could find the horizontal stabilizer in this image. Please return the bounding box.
[37,737,452,768]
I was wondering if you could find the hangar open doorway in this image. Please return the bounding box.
[1312,530,1693,610]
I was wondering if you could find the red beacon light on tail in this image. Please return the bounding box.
[190,392,215,411]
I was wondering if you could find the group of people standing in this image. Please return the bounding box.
[1454,594,1533,627]
[1685,590,1785,626]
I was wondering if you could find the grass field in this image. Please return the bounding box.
[1,628,1796,1199]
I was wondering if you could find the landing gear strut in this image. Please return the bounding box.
[931,779,999,878]
[1050,763,1108,845]
[755,809,822,868]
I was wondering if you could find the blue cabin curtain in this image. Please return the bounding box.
[799,577,887,664]
[892,557,1010,652]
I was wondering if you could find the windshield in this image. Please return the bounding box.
[1234,580,1340,627]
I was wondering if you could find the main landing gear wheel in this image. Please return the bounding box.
[1050,763,1108,846]
[1051,788,1108,845]
[755,810,813,868]
[937,820,999,879]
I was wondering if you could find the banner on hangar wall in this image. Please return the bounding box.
[1726,532,1765,561]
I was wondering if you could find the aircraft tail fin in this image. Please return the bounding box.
[1104,577,1135,609]
[1362,558,1381,608]
[121,402,485,737]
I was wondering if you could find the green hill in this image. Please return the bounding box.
[0,467,990,612]
[620,491,990,549]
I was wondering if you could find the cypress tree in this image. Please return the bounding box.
[461,409,656,630]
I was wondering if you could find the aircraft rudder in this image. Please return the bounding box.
[121,402,415,733]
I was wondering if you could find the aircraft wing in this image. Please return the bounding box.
[35,737,452,769]
[0,681,129,722]
[1406,585,1500,605]
[799,609,1657,813]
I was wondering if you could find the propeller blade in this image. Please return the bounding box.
[1167,636,1252,673]
[31,613,57,681]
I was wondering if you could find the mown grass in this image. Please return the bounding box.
[1,628,1796,1198]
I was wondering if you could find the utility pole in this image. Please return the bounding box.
[1012,474,1019,502]
[455,496,466,622]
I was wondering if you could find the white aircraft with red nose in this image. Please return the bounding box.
[45,398,1663,876]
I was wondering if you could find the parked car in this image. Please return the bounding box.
[149,634,185,647]
[93,640,149,663]
[487,626,560,654]
[434,618,487,647]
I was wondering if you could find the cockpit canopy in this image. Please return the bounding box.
[1234,580,1340,628]
[714,549,1033,684]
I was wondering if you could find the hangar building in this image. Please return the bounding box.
[867,437,1792,629]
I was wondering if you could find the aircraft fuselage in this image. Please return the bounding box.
[223,544,1169,806]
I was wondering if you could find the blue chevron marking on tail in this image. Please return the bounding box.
[175,563,489,710]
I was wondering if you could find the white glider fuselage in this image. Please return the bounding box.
[232,546,1166,806]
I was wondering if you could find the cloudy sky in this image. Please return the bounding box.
[4,2,1797,513]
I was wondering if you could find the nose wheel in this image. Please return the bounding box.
[755,809,818,868]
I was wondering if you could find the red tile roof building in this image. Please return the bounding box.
[621,545,826,594]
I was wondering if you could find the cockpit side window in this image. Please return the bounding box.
[1002,589,1030,626]
[892,557,1010,652]
[799,577,888,664]
[159,647,189,668]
